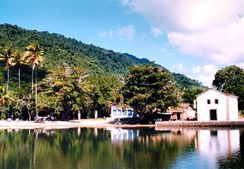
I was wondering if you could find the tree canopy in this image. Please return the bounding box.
[122,65,179,119]
[0,24,202,89]
[213,65,244,110]
[0,23,205,121]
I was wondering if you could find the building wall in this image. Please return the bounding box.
[197,90,238,121]
[229,96,239,121]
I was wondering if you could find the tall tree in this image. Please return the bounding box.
[0,86,15,119]
[182,87,205,106]
[89,74,123,117]
[122,65,179,120]
[0,47,15,91]
[24,43,44,116]
[0,86,14,107]
[213,65,244,110]
[24,44,44,92]
[8,49,25,88]
[38,66,93,120]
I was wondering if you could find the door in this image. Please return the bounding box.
[177,113,181,120]
[210,109,217,120]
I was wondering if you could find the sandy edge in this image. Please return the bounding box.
[0,120,155,130]
[2,119,244,130]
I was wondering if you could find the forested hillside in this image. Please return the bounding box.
[0,23,204,121]
[0,24,201,88]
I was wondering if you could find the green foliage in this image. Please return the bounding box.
[213,65,244,110]
[172,73,202,88]
[38,67,93,119]
[0,24,150,75]
[0,24,202,89]
[181,87,206,106]
[122,65,179,118]
[0,86,16,119]
[0,24,204,121]
[88,74,123,117]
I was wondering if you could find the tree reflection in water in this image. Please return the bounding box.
[0,128,243,169]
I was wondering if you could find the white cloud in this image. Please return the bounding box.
[175,63,184,72]
[191,64,218,87]
[122,0,244,64]
[98,25,135,41]
[98,31,114,39]
[120,0,130,6]
[117,25,135,40]
[150,26,163,38]
[192,65,201,74]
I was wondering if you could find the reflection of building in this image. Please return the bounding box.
[107,128,139,143]
[196,130,240,168]
[151,129,196,145]
[169,103,196,121]
[111,106,136,119]
[194,89,238,121]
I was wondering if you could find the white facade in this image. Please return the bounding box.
[195,89,238,121]
[111,106,136,119]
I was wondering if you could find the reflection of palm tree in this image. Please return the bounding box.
[8,50,25,88]
[24,44,44,117]
[0,47,15,91]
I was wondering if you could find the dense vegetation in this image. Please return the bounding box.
[122,65,179,122]
[213,65,244,111]
[0,24,202,87]
[0,23,204,121]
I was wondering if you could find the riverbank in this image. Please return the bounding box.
[0,119,155,130]
[155,120,244,129]
[1,119,244,130]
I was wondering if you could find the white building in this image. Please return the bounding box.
[194,89,238,121]
[169,103,196,120]
[110,105,136,119]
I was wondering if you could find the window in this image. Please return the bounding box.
[207,99,211,104]
[215,99,219,104]
[210,130,218,137]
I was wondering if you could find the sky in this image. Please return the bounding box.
[1,0,244,86]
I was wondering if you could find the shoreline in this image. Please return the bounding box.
[1,119,244,130]
[155,120,244,129]
[0,120,155,130]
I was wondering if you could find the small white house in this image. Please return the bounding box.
[194,89,238,121]
[110,105,136,119]
[169,103,196,120]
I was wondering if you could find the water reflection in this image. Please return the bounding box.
[106,127,139,143]
[0,128,243,169]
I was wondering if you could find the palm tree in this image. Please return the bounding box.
[0,86,14,106]
[0,47,15,92]
[24,44,44,92]
[8,50,25,88]
[24,43,44,116]
[0,86,14,119]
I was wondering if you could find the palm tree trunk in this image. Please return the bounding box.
[35,67,38,117]
[31,66,34,94]
[18,67,21,88]
[7,67,9,91]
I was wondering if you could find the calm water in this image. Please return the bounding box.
[0,128,243,169]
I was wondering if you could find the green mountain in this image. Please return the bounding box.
[0,23,201,88]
